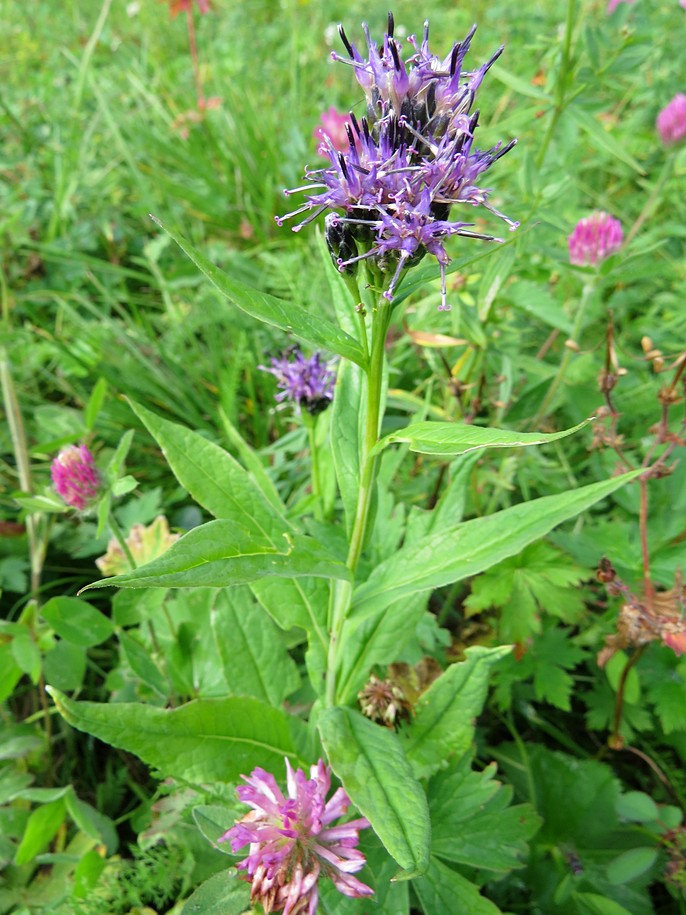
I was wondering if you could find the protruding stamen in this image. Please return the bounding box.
[387,11,395,38]
[338,24,354,58]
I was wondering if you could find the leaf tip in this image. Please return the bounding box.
[149,213,162,227]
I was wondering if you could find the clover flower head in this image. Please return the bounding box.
[314,107,356,155]
[568,211,623,266]
[260,348,336,415]
[277,13,517,312]
[220,759,372,915]
[51,445,101,511]
[657,94,686,146]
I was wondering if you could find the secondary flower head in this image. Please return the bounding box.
[657,94,686,146]
[260,348,336,415]
[51,445,101,511]
[568,211,623,266]
[220,759,372,915]
[277,13,517,311]
[314,107,355,155]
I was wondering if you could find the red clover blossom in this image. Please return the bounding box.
[314,107,355,155]
[260,348,336,415]
[51,445,101,511]
[657,94,686,146]
[164,0,210,17]
[220,759,372,915]
[277,13,517,311]
[568,211,623,267]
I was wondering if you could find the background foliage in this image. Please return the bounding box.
[1,0,685,912]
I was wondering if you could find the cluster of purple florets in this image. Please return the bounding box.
[261,348,336,415]
[277,14,518,311]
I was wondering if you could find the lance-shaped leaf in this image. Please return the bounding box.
[401,646,511,779]
[352,471,640,620]
[152,216,367,368]
[130,401,288,535]
[48,688,304,783]
[80,519,351,592]
[319,707,430,878]
[180,870,250,915]
[373,417,591,457]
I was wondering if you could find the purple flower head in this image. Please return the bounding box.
[277,14,517,312]
[220,759,373,915]
[51,445,101,511]
[260,348,336,415]
[568,211,623,267]
[657,94,686,146]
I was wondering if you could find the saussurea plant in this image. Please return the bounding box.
[47,14,643,912]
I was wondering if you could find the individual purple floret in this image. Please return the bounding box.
[51,445,101,511]
[260,348,336,415]
[568,212,623,266]
[277,13,517,312]
[657,94,686,146]
[220,759,373,915]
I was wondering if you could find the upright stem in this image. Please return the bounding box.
[531,280,595,427]
[0,349,43,597]
[535,0,577,170]
[186,7,204,107]
[303,412,323,522]
[108,513,137,570]
[325,301,391,707]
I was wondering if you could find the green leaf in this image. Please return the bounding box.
[40,596,115,647]
[84,378,108,432]
[352,472,640,620]
[130,401,289,534]
[64,793,118,855]
[429,754,541,873]
[13,491,67,514]
[401,646,512,779]
[567,106,645,175]
[331,360,363,536]
[80,519,351,591]
[11,631,41,681]
[574,894,635,915]
[153,217,367,368]
[606,847,658,885]
[14,799,67,865]
[48,688,304,782]
[192,805,238,854]
[211,588,300,704]
[615,792,659,824]
[180,869,250,915]
[43,640,86,692]
[375,418,591,457]
[318,706,430,877]
[119,630,169,698]
[413,856,501,915]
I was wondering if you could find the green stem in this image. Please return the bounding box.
[0,348,44,598]
[325,300,391,708]
[531,280,595,427]
[108,513,137,570]
[303,412,323,522]
[535,0,577,170]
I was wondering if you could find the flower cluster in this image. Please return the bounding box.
[657,93,686,147]
[278,14,517,311]
[51,445,101,511]
[568,211,623,267]
[260,348,336,415]
[221,759,372,914]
